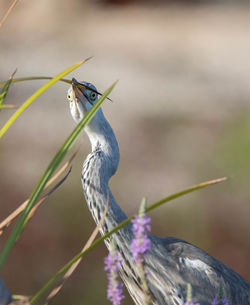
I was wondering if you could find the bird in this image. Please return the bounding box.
[66,78,250,305]
[0,277,12,305]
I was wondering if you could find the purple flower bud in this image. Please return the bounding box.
[221,297,229,305]
[104,251,124,305]
[211,297,219,305]
[211,296,229,305]
[131,215,151,263]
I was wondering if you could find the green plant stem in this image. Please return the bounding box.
[0,76,71,87]
[0,60,88,138]
[0,80,117,270]
[0,69,16,111]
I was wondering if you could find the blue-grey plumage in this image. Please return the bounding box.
[67,79,250,305]
[0,277,12,305]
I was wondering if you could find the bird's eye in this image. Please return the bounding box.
[89,91,97,101]
[67,94,72,101]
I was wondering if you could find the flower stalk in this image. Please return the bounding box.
[104,240,124,305]
[131,198,152,304]
[184,283,200,305]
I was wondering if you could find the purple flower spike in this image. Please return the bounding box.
[131,214,151,263]
[211,297,219,305]
[221,297,229,305]
[211,296,229,305]
[104,251,124,305]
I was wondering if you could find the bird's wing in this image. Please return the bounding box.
[145,236,250,305]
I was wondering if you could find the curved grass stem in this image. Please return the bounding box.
[30,176,227,304]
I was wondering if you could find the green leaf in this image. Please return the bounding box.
[0,79,117,270]
[0,59,89,139]
[30,176,226,304]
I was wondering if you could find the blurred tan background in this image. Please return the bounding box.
[0,0,250,304]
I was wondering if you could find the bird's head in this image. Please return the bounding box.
[67,78,100,124]
[67,78,119,173]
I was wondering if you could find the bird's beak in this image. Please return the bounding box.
[72,77,113,103]
[72,83,88,113]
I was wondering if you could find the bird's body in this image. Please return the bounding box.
[67,79,250,305]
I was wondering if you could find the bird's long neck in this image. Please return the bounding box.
[81,110,131,243]
[81,111,154,304]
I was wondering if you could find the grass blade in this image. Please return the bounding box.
[0,76,71,87]
[20,167,72,233]
[0,0,20,29]
[0,104,17,109]
[0,59,89,139]
[0,151,77,235]
[44,194,109,305]
[146,177,228,213]
[0,80,117,270]
[30,176,227,304]
[0,76,111,101]
[0,69,16,111]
